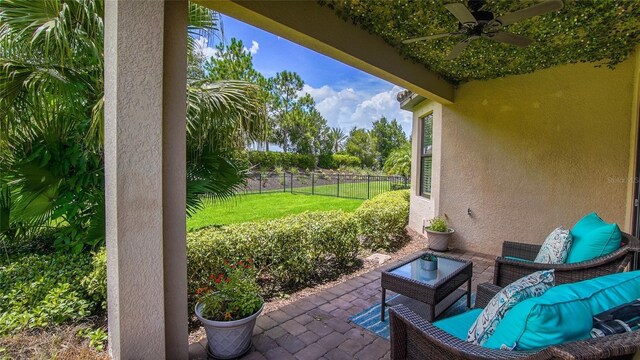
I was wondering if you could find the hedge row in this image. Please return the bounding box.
[317,154,362,169]
[245,151,316,170]
[0,190,409,334]
[244,151,361,170]
[355,190,410,250]
[186,190,409,306]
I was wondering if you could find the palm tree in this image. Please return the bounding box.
[0,0,266,251]
[383,142,411,177]
[327,127,347,153]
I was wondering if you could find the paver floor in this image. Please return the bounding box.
[189,248,495,360]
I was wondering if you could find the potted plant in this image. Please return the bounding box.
[195,260,264,359]
[424,216,454,251]
[420,253,438,271]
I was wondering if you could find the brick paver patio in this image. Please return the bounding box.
[189,249,495,360]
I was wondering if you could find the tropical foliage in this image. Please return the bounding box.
[345,127,380,168]
[0,252,97,335]
[384,142,411,177]
[371,117,407,166]
[0,0,266,250]
[327,127,348,153]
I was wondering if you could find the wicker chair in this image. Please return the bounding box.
[493,232,639,287]
[389,282,640,360]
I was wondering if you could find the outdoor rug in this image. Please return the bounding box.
[349,293,476,340]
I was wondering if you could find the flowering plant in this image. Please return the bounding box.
[197,260,263,321]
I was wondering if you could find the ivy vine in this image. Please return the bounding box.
[320,0,640,84]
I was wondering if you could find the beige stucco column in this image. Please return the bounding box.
[104,1,188,359]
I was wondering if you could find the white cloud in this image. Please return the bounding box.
[301,84,412,135]
[244,40,260,55]
[195,36,219,59]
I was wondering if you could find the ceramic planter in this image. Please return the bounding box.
[195,302,264,359]
[420,256,438,271]
[425,228,454,251]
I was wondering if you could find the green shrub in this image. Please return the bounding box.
[332,154,361,168]
[245,151,315,170]
[317,154,361,169]
[82,248,108,310]
[355,190,410,251]
[187,210,359,306]
[0,252,97,335]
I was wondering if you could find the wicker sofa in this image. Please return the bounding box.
[389,282,640,360]
[493,232,639,287]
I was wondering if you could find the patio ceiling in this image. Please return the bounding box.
[323,0,640,84]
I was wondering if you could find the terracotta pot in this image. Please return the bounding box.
[195,302,264,359]
[425,228,454,251]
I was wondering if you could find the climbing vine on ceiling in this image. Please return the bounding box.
[319,0,640,84]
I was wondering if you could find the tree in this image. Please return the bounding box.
[384,142,411,177]
[203,38,269,92]
[327,128,347,153]
[0,1,266,252]
[266,72,329,154]
[267,71,304,152]
[371,117,407,166]
[345,127,379,168]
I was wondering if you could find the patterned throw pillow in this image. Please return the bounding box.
[534,226,573,264]
[466,269,555,346]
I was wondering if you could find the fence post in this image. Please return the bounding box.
[283,172,286,192]
[312,173,315,195]
[259,173,262,194]
[337,173,340,197]
[290,173,294,193]
[367,175,371,199]
[404,176,408,189]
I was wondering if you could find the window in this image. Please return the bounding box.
[420,114,433,197]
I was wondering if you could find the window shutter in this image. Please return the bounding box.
[421,156,432,194]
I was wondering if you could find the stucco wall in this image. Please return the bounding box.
[434,54,639,255]
[408,101,441,235]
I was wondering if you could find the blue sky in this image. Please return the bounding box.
[197,15,412,135]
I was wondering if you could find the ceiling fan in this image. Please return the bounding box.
[403,0,564,60]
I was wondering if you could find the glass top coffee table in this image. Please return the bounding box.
[380,252,472,322]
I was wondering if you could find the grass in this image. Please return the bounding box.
[187,192,364,231]
[290,180,402,199]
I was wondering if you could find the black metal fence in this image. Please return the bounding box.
[242,172,408,200]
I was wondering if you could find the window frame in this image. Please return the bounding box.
[419,113,433,198]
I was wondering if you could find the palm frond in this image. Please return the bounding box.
[187,79,267,153]
[186,150,246,217]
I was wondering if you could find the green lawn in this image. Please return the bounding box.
[291,180,404,199]
[187,192,364,231]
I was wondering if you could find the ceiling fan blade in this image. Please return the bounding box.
[493,0,563,27]
[444,3,478,25]
[445,37,477,60]
[487,31,534,47]
[402,32,462,44]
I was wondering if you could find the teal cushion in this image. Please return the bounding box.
[434,309,483,340]
[467,270,554,346]
[566,212,622,263]
[484,270,640,350]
